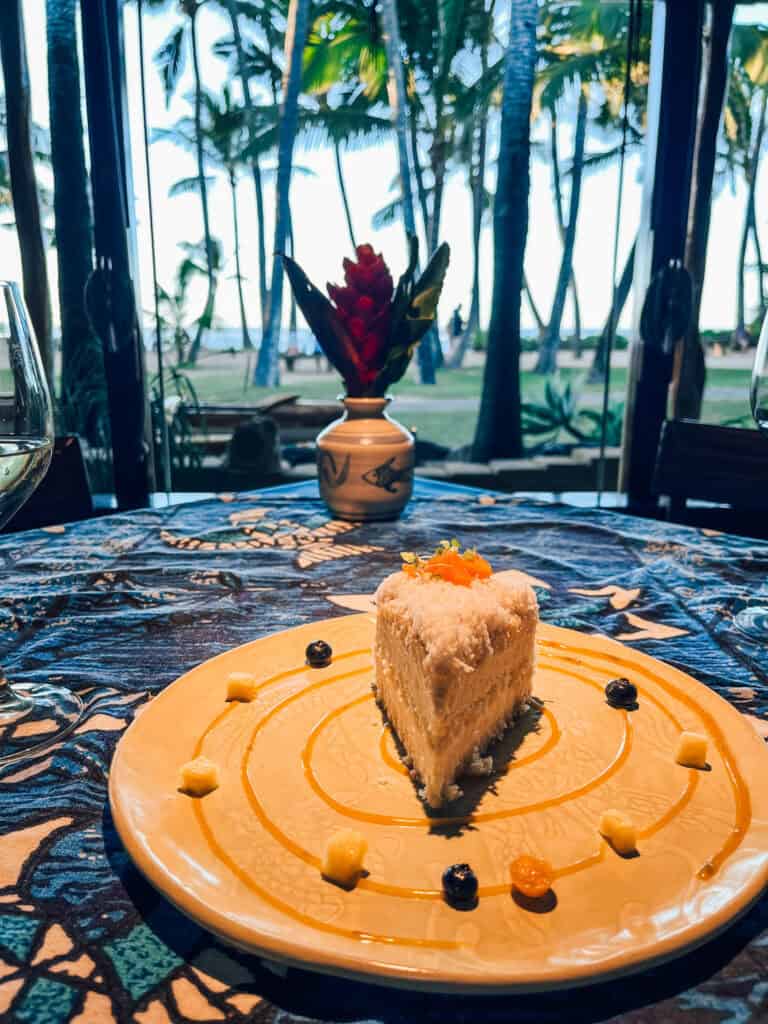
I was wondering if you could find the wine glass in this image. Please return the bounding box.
[733,314,768,638]
[0,282,82,763]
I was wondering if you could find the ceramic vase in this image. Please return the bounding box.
[316,397,414,521]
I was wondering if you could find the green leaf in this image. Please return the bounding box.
[389,234,420,331]
[411,243,451,315]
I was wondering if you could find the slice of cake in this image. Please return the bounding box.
[374,541,538,808]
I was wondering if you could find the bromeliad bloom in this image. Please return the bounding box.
[327,244,393,389]
[283,236,450,397]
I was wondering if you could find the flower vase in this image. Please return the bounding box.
[316,397,414,521]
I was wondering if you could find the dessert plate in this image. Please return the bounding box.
[109,616,768,993]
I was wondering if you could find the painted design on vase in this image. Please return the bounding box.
[362,457,413,493]
[318,451,351,490]
[316,397,415,521]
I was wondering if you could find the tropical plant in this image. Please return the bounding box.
[147,0,217,364]
[521,376,623,447]
[472,0,538,461]
[254,0,312,386]
[283,237,449,395]
[0,0,53,385]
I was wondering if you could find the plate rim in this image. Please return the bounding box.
[109,615,768,993]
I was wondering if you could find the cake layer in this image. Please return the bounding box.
[376,629,534,806]
[374,570,538,808]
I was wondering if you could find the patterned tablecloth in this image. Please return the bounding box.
[0,480,766,1024]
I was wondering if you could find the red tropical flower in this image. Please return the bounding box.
[327,245,393,387]
[282,236,450,397]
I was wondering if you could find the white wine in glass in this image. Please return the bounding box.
[734,313,768,639]
[0,282,83,763]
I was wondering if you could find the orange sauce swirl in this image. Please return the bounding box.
[539,639,751,878]
[301,673,629,828]
[187,636,750,944]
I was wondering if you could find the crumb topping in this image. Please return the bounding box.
[375,567,538,678]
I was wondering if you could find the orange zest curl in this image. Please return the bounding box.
[400,540,492,587]
[509,855,554,899]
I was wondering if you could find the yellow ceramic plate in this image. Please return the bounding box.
[109,616,768,993]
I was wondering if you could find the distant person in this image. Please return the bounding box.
[450,305,464,339]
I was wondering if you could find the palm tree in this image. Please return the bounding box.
[472,0,538,462]
[725,24,768,345]
[0,0,53,386]
[254,0,312,386]
[167,239,223,364]
[46,0,102,427]
[158,87,255,351]
[534,83,587,374]
[532,0,650,375]
[673,0,736,419]
[148,0,216,364]
[302,0,388,248]
[447,0,497,368]
[214,0,286,328]
[380,0,435,384]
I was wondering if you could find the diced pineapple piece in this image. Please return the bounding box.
[179,756,219,796]
[321,829,368,888]
[226,671,258,702]
[599,809,637,855]
[675,731,708,769]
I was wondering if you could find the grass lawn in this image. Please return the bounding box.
[175,354,753,452]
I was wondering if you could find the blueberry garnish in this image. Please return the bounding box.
[306,640,332,668]
[605,677,638,709]
[442,863,478,907]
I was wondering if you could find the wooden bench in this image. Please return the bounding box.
[178,396,340,453]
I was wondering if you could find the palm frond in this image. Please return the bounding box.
[169,174,216,197]
[155,24,186,106]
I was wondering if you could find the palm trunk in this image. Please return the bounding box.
[736,91,766,342]
[448,90,488,369]
[407,106,430,241]
[334,140,356,249]
[548,110,582,355]
[472,0,538,461]
[588,238,636,383]
[535,86,588,375]
[288,206,297,339]
[230,170,252,350]
[750,205,765,315]
[187,8,215,365]
[225,0,268,327]
[381,0,435,384]
[428,136,446,255]
[673,0,734,419]
[523,271,545,336]
[0,0,53,387]
[46,0,99,423]
[254,0,311,387]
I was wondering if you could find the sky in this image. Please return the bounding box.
[2,0,767,347]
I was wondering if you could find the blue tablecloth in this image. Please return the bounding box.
[0,480,766,1023]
